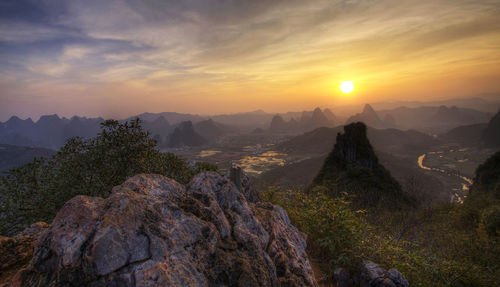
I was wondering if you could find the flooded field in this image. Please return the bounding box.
[237,151,287,174]
[198,150,221,157]
[172,134,293,175]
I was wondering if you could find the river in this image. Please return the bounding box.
[417,153,473,204]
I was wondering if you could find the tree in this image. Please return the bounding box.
[0,118,217,235]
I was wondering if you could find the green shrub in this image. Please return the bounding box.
[262,185,366,269]
[262,185,499,286]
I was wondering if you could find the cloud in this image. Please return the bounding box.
[0,0,499,119]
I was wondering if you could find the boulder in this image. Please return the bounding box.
[333,267,350,287]
[9,172,317,287]
[360,261,408,287]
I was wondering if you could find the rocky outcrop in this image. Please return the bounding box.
[332,122,378,169]
[167,121,207,148]
[359,262,408,287]
[8,172,317,286]
[313,122,415,209]
[333,267,350,287]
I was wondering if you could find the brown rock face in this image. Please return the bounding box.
[0,222,49,287]
[9,172,317,287]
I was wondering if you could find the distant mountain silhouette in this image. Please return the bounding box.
[0,116,39,146]
[346,104,385,128]
[368,96,500,113]
[382,114,397,128]
[167,121,207,148]
[3,116,35,134]
[0,115,177,149]
[269,115,289,132]
[323,108,336,122]
[482,108,500,147]
[35,114,69,148]
[0,143,55,174]
[378,105,491,132]
[194,119,233,142]
[267,107,334,134]
[1,116,37,145]
[278,124,438,156]
[142,116,171,138]
[0,115,106,149]
[312,122,415,209]
[430,105,481,125]
[305,107,333,130]
[212,111,274,129]
[439,123,487,146]
[133,112,204,125]
[63,117,103,140]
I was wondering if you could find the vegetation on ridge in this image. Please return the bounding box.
[0,118,217,236]
[312,122,415,210]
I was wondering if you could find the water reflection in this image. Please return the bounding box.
[237,150,286,174]
[198,150,221,157]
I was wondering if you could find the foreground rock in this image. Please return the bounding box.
[0,223,49,286]
[8,172,317,286]
[360,262,409,287]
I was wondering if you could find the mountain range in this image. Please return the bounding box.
[377,105,491,133]
[438,108,500,147]
[0,102,494,150]
[269,107,336,133]
[0,144,56,174]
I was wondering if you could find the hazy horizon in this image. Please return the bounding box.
[1,93,499,122]
[1,0,500,121]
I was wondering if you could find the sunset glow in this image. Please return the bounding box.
[0,1,499,120]
[340,81,354,94]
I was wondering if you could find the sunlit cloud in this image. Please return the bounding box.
[0,0,499,120]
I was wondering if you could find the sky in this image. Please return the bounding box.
[1,0,499,121]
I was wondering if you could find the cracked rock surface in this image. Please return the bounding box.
[9,172,317,287]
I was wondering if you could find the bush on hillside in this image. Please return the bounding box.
[262,184,499,286]
[0,119,217,235]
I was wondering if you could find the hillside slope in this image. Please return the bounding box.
[312,122,415,209]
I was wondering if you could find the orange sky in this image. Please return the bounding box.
[1,0,499,120]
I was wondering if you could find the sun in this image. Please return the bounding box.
[340,81,354,94]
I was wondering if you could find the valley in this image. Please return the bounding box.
[164,122,496,206]
[169,133,294,175]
